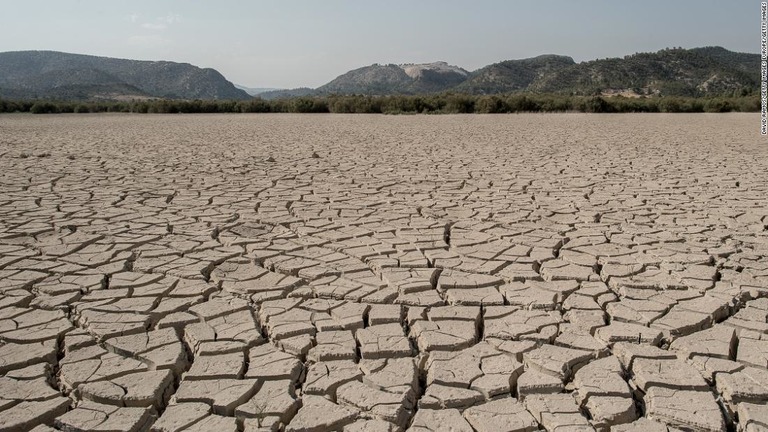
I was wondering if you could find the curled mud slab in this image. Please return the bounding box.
[0,113,765,431]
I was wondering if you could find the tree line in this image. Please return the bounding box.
[0,93,759,115]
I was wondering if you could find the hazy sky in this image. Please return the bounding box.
[0,1,759,88]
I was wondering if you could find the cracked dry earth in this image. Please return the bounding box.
[0,113,766,432]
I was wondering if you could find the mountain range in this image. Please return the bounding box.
[264,47,759,99]
[0,47,760,101]
[234,85,281,96]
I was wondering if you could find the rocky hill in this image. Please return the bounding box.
[529,47,760,96]
[451,55,574,94]
[0,51,251,100]
[315,61,469,95]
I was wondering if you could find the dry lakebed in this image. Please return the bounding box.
[0,113,766,432]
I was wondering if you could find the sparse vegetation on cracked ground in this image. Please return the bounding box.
[0,113,766,431]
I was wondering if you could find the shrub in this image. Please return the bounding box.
[30,102,58,114]
[704,98,732,113]
[475,96,505,113]
[583,96,614,113]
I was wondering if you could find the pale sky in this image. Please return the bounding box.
[0,0,759,89]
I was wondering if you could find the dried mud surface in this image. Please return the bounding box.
[0,113,766,432]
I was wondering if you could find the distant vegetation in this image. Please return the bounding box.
[0,93,759,115]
